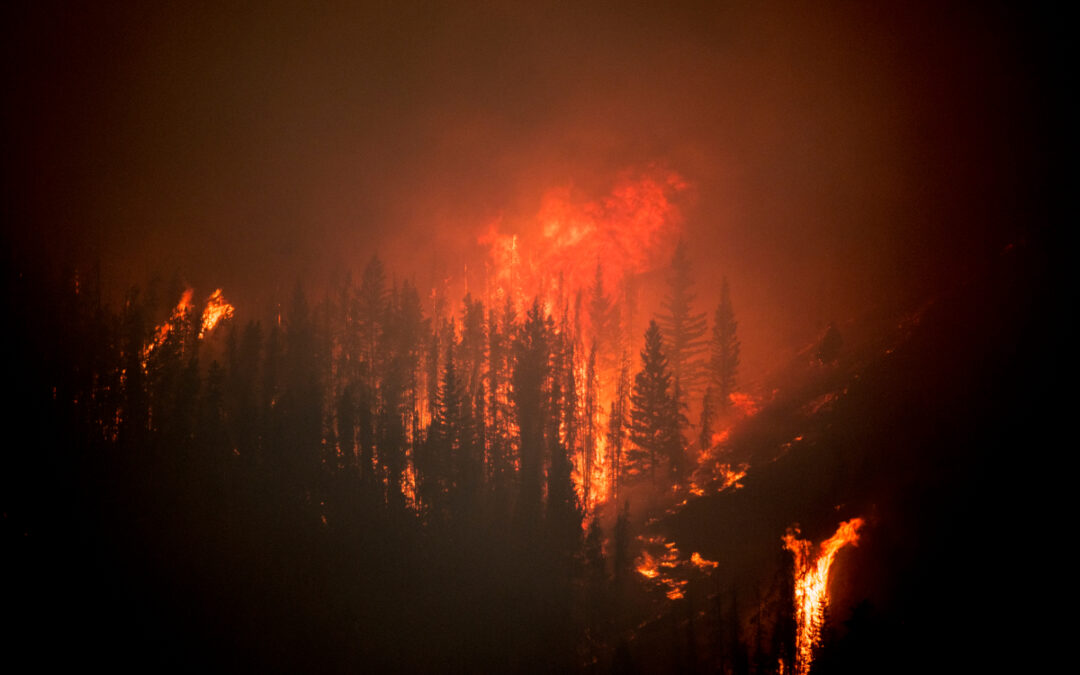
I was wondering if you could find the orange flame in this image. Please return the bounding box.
[636,551,661,579]
[143,288,194,361]
[199,288,235,339]
[480,170,687,507]
[689,551,718,571]
[728,391,760,417]
[479,170,687,315]
[782,518,865,675]
[635,537,699,600]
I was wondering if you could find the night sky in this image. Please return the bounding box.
[2,1,1057,372]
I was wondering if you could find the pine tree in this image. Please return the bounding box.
[588,261,617,378]
[421,322,470,522]
[612,500,633,590]
[512,299,550,531]
[357,254,388,389]
[486,297,517,510]
[607,353,629,503]
[701,276,740,446]
[656,241,708,438]
[628,320,685,481]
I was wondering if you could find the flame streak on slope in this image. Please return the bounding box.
[782,518,865,675]
[690,462,749,497]
[199,289,235,339]
[142,288,194,362]
[635,537,721,601]
[689,552,718,571]
[728,391,760,417]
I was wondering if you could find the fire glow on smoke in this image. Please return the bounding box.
[479,169,688,512]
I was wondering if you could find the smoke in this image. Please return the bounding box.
[4,1,1053,377]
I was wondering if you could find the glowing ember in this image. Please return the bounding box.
[689,552,718,571]
[728,391,760,417]
[717,463,747,491]
[198,288,235,338]
[782,518,865,675]
[636,551,661,579]
[634,536,712,602]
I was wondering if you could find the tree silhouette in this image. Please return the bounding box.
[628,320,685,481]
[701,276,740,448]
[512,299,550,532]
[656,241,708,441]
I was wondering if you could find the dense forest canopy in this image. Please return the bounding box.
[1,1,1060,673]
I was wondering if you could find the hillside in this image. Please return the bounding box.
[623,242,1052,673]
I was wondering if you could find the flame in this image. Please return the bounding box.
[689,551,718,571]
[636,551,661,579]
[143,288,194,361]
[142,288,235,367]
[782,518,865,675]
[479,169,687,507]
[199,288,235,339]
[728,391,760,417]
[634,536,704,601]
[717,463,747,491]
[479,170,687,313]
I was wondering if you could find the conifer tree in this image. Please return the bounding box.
[607,353,629,503]
[357,254,388,389]
[512,299,550,531]
[486,298,517,508]
[628,320,685,481]
[701,276,740,446]
[421,322,467,521]
[656,241,708,438]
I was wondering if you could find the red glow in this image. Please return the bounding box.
[479,170,687,314]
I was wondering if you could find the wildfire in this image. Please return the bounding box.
[728,391,760,417]
[143,288,194,361]
[782,518,865,675]
[479,169,686,315]
[479,169,688,509]
[689,551,718,571]
[142,287,235,366]
[636,551,661,579]
[199,288,235,338]
[691,462,748,497]
[635,537,718,601]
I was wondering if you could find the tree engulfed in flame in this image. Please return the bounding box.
[479,169,688,510]
[782,518,865,675]
[143,288,234,367]
[199,288,235,339]
[143,288,194,361]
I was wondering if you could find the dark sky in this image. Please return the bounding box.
[2,1,1057,373]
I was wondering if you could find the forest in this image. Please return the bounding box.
[5,225,1053,674]
[6,239,785,672]
[2,2,1059,673]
